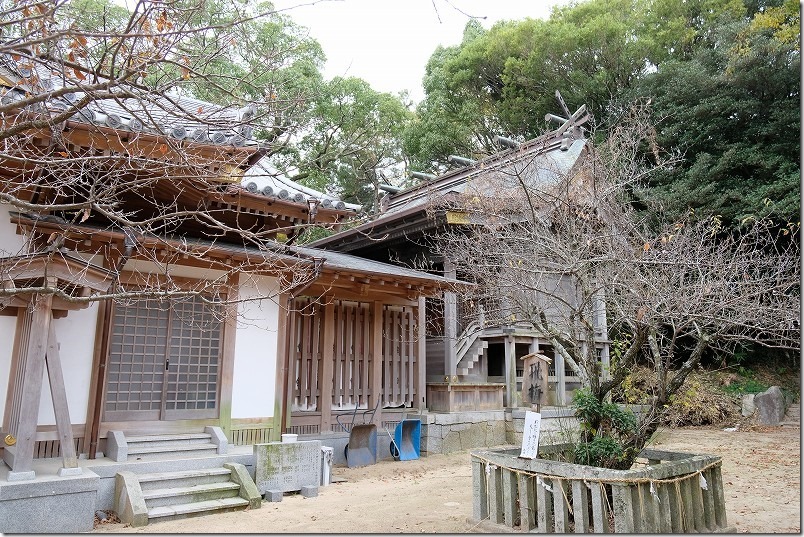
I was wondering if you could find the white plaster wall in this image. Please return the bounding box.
[0,202,27,256]
[231,273,281,419]
[37,303,100,426]
[0,316,16,426]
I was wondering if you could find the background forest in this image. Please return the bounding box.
[59,0,800,397]
[69,0,801,224]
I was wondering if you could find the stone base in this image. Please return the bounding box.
[0,469,100,533]
[6,470,36,482]
[264,489,283,502]
[58,466,83,477]
[300,485,318,498]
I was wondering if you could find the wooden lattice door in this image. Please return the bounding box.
[103,296,222,421]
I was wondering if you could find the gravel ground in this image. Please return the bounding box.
[92,423,800,533]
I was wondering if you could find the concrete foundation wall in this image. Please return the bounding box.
[418,408,578,455]
[0,469,99,533]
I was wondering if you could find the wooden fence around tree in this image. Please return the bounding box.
[471,445,729,533]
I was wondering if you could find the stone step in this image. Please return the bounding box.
[143,481,241,508]
[138,468,233,491]
[147,496,250,522]
[126,433,213,449]
[781,404,800,426]
[127,443,219,461]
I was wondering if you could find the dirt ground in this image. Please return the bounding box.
[93,424,800,534]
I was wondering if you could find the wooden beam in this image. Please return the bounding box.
[281,296,297,434]
[85,298,111,459]
[45,323,79,472]
[3,310,29,439]
[273,293,290,441]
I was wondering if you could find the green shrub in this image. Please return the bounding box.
[572,388,636,468]
[722,378,769,395]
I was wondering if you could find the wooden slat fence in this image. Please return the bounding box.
[471,445,729,533]
[290,298,323,411]
[332,301,371,409]
[381,305,418,408]
[230,426,273,446]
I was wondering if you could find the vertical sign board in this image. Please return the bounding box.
[519,411,542,459]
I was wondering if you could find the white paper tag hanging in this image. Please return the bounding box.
[519,411,542,459]
[650,482,659,501]
[536,476,553,492]
[699,474,708,490]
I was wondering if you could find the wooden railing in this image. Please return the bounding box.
[471,444,728,533]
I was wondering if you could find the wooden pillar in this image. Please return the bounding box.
[503,334,516,407]
[370,301,383,425]
[443,261,457,377]
[219,272,239,439]
[554,347,566,405]
[278,295,296,435]
[443,291,457,377]
[416,296,426,410]
[319,301,335,433]
[3,293,52,479]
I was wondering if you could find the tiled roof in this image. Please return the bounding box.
[242,161,362,213]
[0,53,255,147]
[288,243,456,284]
[0,51,359,215]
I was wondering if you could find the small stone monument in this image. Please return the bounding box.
[521,353,551,410]
[755,386,786,425]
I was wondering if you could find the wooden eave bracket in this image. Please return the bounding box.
[0,252,113,292]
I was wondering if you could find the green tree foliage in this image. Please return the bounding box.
[403,21,504,174]
[572,388,637,469]
[63,0,411,208]
[637,0,800,223]
[406,0,799,224]
[274,76,413,207]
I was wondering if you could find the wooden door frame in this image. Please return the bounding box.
[85,277,235,453]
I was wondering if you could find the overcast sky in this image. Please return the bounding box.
[270,0,564,103]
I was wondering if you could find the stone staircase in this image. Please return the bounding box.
[106,427,227,462]
[115,462,261,526]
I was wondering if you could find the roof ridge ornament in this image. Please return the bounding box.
[545,91,591,146]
